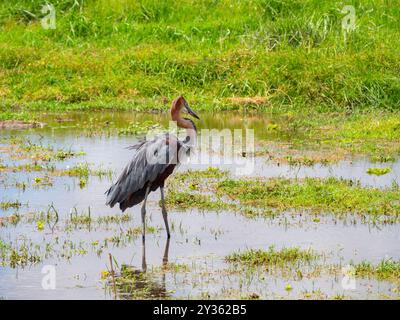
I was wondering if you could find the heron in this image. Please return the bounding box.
[105,96,200,239]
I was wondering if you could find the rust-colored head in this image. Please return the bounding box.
[170,96,200,129]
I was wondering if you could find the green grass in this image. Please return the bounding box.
[61,162,113,178]
[166,169,400,221]
[226,246,318,267]
[174,167,228,180]
[217,177,400,218]
[165,190,229,211]
[321,115,400,156]
[366,167,392,176]
[353,259,400,281]
[259,112,400,159]
[0,0,399,114]
[0,111,34,121]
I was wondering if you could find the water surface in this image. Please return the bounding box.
[0,111,399,299]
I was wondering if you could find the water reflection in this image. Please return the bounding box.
[113,238,170,300]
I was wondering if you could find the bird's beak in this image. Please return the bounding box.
[183,100,200,120]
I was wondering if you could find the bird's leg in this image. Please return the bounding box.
[160,186,171,238]
[163,237,170,266]
[161,237,170,293]
[141,184,151,239]
[141,235,147,272]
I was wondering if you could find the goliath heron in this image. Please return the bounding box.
[105,96,199,238]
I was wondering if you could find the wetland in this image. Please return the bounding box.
[0,110,399,300]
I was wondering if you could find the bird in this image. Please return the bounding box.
[105,96,200,239]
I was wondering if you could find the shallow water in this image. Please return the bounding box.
[0,111,399,299]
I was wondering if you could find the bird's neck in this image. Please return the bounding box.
[174,117,196,147]
[171,107,197,146]
[183,128,197,147]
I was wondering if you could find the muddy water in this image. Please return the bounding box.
[0,111,399,300]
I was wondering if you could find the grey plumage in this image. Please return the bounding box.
[105,133,182,212]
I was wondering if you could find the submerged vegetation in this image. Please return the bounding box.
[118,120,163,136]
[61,162,113,179]
[226,246,318,267]
[0,207,162,268]
[111,264,169,300]
[353,259,400,282]
[0,240,42,268]
[0,136,85,162]
[366,167,392,176]
[0,135,113,188]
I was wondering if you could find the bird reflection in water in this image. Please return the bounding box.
[111,238,170,300]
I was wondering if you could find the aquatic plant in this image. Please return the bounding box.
[0,200,21,210]
[353,259,400,281]
[225,246,318,267]
[366,167,392,176]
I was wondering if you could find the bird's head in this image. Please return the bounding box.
[171,96,200,121]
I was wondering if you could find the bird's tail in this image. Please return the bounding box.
[105,184,118,208]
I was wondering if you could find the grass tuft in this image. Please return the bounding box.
[354,259,400,281]
[226,246,318,267]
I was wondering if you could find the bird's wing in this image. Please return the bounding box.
[105,134,180,207]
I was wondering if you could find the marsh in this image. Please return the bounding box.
[0,111,399,299]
